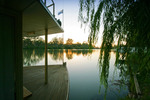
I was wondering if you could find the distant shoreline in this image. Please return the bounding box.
[23,48,100,49]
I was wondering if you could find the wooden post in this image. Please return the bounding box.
[45,28,48,84]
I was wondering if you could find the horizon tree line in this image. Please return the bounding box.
[23,37,98,49]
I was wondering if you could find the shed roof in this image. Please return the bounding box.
[0,0,64,37]
[23,0,64,37]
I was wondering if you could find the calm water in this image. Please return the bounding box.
[23,49,129,100]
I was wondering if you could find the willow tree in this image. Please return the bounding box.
[79,0,150,97]
[79,0,150,71]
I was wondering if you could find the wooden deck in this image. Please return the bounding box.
[23,64,69,100]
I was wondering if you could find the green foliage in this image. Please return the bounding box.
[79,0,150,62]
[79,0,150,99]
[23,37,45,48]
[23,37,98,49]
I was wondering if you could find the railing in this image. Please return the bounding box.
[43,0,55,17]
[42,0,63,27]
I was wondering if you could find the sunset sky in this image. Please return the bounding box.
[41,0,103,47]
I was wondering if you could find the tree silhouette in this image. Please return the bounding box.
[66,38,73,45]
[51,37,59,44]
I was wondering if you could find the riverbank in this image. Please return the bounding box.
[121,74,150,100]
[137,73,150,99]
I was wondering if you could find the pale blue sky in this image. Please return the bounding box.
[41,0,102,46]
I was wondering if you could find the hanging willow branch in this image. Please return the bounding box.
[79,0,150,76]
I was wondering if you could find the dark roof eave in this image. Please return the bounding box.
[23,0,64,37]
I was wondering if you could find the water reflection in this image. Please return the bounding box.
[23,49,129,99]
[65,49,93,59]
[98,49,130,100]
[113,50,136,99]
[48,49,63,61]
[98,49,110,100]
[23,49,93,66]
[23,49,45,66]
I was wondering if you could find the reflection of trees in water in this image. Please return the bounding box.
[112,51,137,98]
[65,49,73,60]
[65,49,93,60]
[48,49,93,60]
[115,51,143,97]
[98,50,132,99]
[23,49,94,66]
[23,49,45,66]
[115,52,129,84]
[48,49,63,61]
[98,49,110,100]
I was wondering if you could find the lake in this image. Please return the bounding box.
[23,49,129,100]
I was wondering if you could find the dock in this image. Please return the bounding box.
[23,65,69,100]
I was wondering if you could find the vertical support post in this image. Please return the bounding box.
[62,10,64,63]
[44,0,46,5]
[62,33,64,63]
[15,13,23,100]
[63,9,64,29]
[45,28,48,84]
[63,49,64,63]
[53,3,55,17]
[51,0,55,17]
